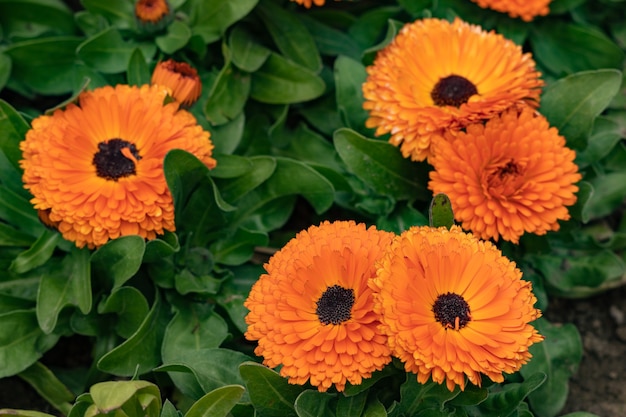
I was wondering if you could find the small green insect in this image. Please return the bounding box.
[429,193,455,229]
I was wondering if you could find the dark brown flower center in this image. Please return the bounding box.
[316,284,355,325]
[433,292,471,330]
[431,75,478,107]
[93,138,141,181]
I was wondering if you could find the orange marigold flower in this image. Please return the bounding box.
[470,0,551,22]
[151,60,202,107]
[290,0,326,7]
[244,220,394,392]
[370,225,544,391]
[20,84,216,249]
[428,107,581,243]
[362,18,544,162]
[135,0,171,24]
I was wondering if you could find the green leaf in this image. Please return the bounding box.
[392,376,459,416]
[210,227,269,266]
[429,194,455,229]
[98,295,170,377]
[77,28,139,74]
[98,287,150,339]
[336,391,367,417]
[297,14,362,60]
[334,128,430,201]
[81,0,135,30]
[575,116,623,167]
[581,173,626,220]
[36,246,91,333]
[214,264,261,334]
[161,303,229,363]
[18,362,74,416]
[521,318,583,417]
[334,56,372,135]
[205,62,251,126]
[209,112,246,155]
[229,26,271,72]
[294,390,336,417]
[256,0,321,72]
[239,361,304,417]
[9,230,60,275]
[540,69,622,150]
[4,37,82,95]
[127,48,151,86]
[214,156,276,203]
[189,0,259,44]
[470,372,546,417]
[376,202,428,234]
[0,410,57,417]
[184,385,245,417]
[0,99,29,173]
[0,310,59,378]
[251,53,326,104]
[531,22,624,76]
[89,380,161,416]
[156,21,192,54]
[0,53,11,91]
[0,0,75,39]
[90,235,145,289]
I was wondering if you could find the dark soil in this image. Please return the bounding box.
[1,285,625,416]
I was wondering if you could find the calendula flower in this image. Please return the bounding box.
[290,0,326,7]
[371,225,544,391]
[470,0,551,22]
[362,18,543,161]
[20,84,216,249]
[151,60,202,107]
[428,107,581,243]
[134,0,172,30]
[244,220,394,392]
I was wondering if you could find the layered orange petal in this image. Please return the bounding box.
[151,60,202,107]
[244,221,394,392]
[470,0,551,22]
[428,106,581,243]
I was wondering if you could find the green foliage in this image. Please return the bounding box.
[0,0,624,416]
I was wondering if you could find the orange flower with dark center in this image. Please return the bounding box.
[20,84,216,249]
[428,106,581,243]
[370,225,544,391]
[135,0,170,23]
[151,60,202,107]
[290,0,326,7]
[470,0,551,22]
[362,18,544,161]
[244,220,394,392]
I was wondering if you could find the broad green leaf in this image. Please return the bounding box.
[298,94,343,137]
[0,294,33,314]
[156,21,192,54]
[229,26,271,72]
[334,128,430,201]
[334,56,371,134]
[297,14,362,60]
[161,400,178,417]
[521,318,583,417]
[90,380,161,416]
[9,230,60,275]
[36,245,91,333]
[0,185,43,238]
[74,10,108,37]
[77,28,138,74]
[97,295,170,376]
[531,22,624,76]
[188,0,259,44]
[18,362,74,416]
[540,69,622,150]
[4,37,82,95]
[348,7,403,49]
[429,193,454,229]
[392,376,459,416]
[256,0,321,72]
[185,385,245,417]
[239,361,304,417]
[209,112,246,155]
[127,48,151,86]
[362,398,387,417]
[209,154,254,179]
[549,0,588,14]
[210,227,269,266]
[205,62,251,126]
[0,310,59,378]
[575,116,622,167]
[294,390,336,417]
[0,53,10,91]
[580,173,626,221]
[214,264,262,333]
[0,99,29,173]
[251,53,326,104]
[143,232,179,263]
[81,0,135,30]
[90,235,145,289]
[361,19,404,65]
[98,286,150,339]
[376,202,429,234]
[174,268,221,296]
[161,302,229,362]
[0,410,56,417]
[336,391,367,417]
[212,156,275,203]
[0,0,75,39]
[470,372,546,417]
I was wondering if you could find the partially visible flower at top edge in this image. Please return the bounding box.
[362,17,544,162]
[289,0,327,7]
[244,220,394,392]
[428,106,581,244]
[20,84,216,249]
[469,0,551,22]
[151,60,202,108]
[370,225,544,392]
[134,0,173,32]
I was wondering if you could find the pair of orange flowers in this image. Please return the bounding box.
[20,60,208,249]
[362,17,581,244]
[244,220,543,393]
